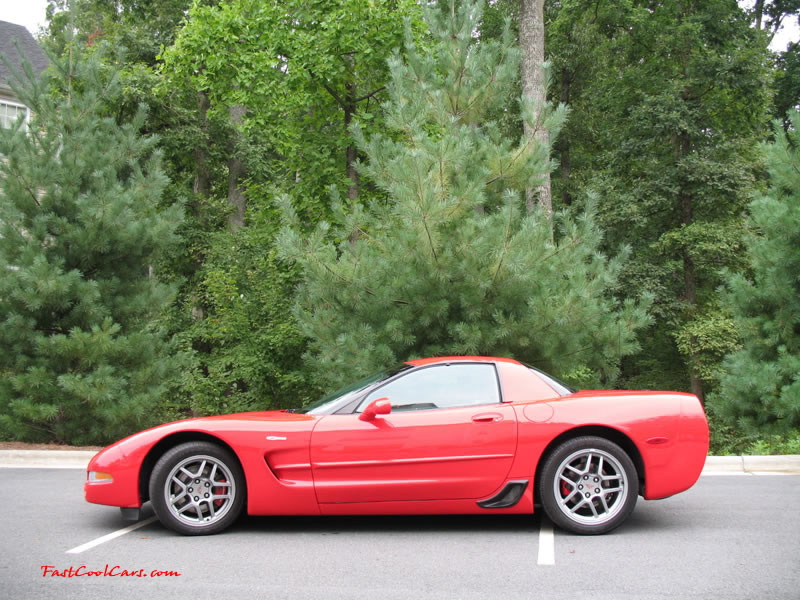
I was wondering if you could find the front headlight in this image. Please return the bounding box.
[87,471,113,483]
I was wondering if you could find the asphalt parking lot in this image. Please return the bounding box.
[2,467,799,600]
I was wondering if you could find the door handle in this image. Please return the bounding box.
[472,413,503,423]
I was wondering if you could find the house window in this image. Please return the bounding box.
[0,100,29,129]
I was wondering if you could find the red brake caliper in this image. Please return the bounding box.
[561,480,570,497]
[214,478,226,508]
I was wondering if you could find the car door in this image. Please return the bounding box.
[309,362,518,503]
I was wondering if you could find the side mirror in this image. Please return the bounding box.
[359,397,392,421]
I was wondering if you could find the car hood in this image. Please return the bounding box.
[191,409,316,423]
[88,409,320,474]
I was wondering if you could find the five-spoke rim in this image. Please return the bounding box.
[164,454,236,527]
[553,448,628,526]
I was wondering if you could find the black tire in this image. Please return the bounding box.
[539,436,638,535]
[149,441,245,536]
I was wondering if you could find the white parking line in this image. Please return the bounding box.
[66,517,157,554]
[702,471,796,476]
[537,515,555,565]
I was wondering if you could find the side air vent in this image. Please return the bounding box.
[477,480,529,509]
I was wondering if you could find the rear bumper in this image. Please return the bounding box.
[643,395,708,500]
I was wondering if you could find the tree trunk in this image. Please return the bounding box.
[519,0,552,218]
[677,129,704,404]
[344,55,359,207]
[683,249,704,402]
[559,68,571,206]
[193,91,210,199]
[190,91,212,321]
[344,105,358,206]
[227,104,247,232]
[754,0,765,30]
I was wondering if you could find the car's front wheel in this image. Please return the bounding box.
[149,441,245,535]
[539,436,638,535]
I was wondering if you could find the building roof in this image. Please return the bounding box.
[0,21,49,92]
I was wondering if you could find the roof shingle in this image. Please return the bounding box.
[0,21,49,91]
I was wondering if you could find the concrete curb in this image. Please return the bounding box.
[0,449,98,469]
[702,455,800,475]
[0,449,799,473]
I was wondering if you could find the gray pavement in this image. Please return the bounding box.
[1,467,798,599]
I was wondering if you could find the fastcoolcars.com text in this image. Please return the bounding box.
[41,565,181,578]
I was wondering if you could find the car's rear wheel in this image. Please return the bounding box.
[149,441,245,535]
[539,436,638,535]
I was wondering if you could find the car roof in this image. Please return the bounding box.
[404,356,522,367]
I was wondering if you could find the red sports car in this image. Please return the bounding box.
[85,356,708,535]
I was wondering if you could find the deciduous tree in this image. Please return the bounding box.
[549,0,771,399]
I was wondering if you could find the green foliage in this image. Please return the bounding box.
[711,111,800,434]
[279,0,651,391]
[773,42,800,129]
[707,401,800,455]
[674,308,741,386]
[745,433,800,456]
[45,0,194,65]
[0,47,183,444]
[150,0,426,416]
[14,0,794,449]
[547,0,771,396]
[165,201,312,418]
[161,0,421,216]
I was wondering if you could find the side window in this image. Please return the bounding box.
[357,364,500,412]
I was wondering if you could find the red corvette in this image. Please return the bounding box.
[85,356,708,535]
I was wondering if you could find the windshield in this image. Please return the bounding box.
[299,364,413,414]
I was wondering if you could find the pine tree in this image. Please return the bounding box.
[279,0,651,391]
[0,45,183,444]
[712,111,800,434]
